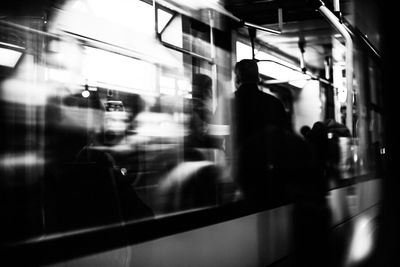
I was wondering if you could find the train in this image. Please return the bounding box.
[0,0,386,266]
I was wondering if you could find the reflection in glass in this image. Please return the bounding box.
[0,0,235,242]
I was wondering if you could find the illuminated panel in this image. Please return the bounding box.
[0,47,22,68]
[82,47,156,94]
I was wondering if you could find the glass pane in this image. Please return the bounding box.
[0,0,236,241]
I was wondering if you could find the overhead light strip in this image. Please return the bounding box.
[0,41,25,50]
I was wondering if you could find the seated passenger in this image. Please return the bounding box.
[185,73,223,150]
[149,74,227,213]
[44,92,153,232]
[75,146,154,222]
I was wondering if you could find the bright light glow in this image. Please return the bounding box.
[0,152,45,167]
[207,124,230,136]
[160,87,176,96]
[348,216,374,263]
[52,0,182,68]
[292,80,322,133]
[86,0,154,35]
[83,47,156,93]
[159,77,190,96]
[0,47,22,68]
[333,64,347,103]
[177,79,190,93]
[135,112,186,137]
[47,68,74,84]
[236,41,253,61]
[337,86,347,103]
[160,76,177,95]
[353,153,358,162]
[236,42,310,88]
[1,55,49,105]
[81,90,90,98]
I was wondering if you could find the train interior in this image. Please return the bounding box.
[0,0,388,266]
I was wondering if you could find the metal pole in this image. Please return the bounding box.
[243,21,281,35]
[209,9,218,112]
[153,0,160,40]
[161,41,214,64]
[317,2,354,135]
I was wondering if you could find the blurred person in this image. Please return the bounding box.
[232,60,334,266]
[233,59,292,205]
[306,118,351,180]
[156,74,226,213]
[185,73,223,151]
[289,119,353,267]
[45,91,153,230]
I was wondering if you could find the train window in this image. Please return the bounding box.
[82,46,159,94]
[0,0,238,245]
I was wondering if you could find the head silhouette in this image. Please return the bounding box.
[191,74,213,122]
[192,74,212,101]
[234,59,260,88]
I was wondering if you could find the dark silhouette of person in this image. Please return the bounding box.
[300,125,311,139]
[233,59,292,206]
[234,59,289,143]
[233,60,334,266]
[185,73,223,151]
[290,119,351,267]
[306,119,351,181]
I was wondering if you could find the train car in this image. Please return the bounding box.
[0,0,386,266]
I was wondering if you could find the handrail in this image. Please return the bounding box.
[161,41,214,64]
[256,59,334,87]
[241,21,281,35]
[315,0,354,135]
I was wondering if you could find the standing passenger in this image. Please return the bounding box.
[233,59,291,206]
[234,60,332,266]
[234,59,289,143]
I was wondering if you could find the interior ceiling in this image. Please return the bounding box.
[0,0,349,72]
[225,0,348,71]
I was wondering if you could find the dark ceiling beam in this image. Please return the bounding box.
[225,0,336,26]
[231,9,321,26]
